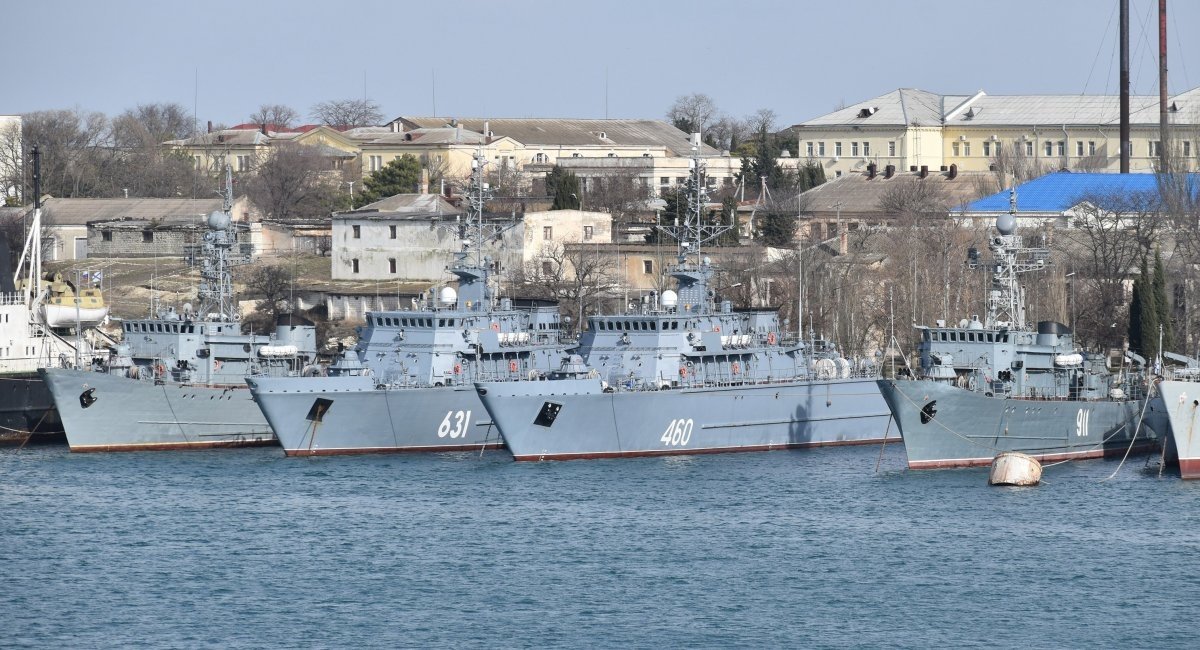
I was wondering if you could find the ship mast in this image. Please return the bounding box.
[972,188,1051,330]
[441,147,515,311]
[195,165,239,321]
[654,133,730,314]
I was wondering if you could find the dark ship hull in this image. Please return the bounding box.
[0,371,64,445]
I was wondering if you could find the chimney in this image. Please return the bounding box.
[947,163,958,180]
[420,169,430,195]
[839,231,848,256]
[456,123,463,143]
[884,164,895,179]
[867,162,877,179]
[207,120,212,134]
[919,165,929,178]
[484,120,490,142]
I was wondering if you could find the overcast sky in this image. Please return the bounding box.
[6,0,1198,127]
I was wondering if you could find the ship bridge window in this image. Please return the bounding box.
[439,319,446,327]
[650,322,658,331]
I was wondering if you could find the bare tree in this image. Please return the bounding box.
[1058,189,1163,349]
[705,115,746,153]
[582,172,652,227]
[108,103,201,198]
[666,93,718,135]
[510,242,618,332]
[989,142,1052,188]
[249,104,300,130]
[744,108,777,136]
[21,109,113,198]
[0,121,22,204]
[311,99,384,129]
[244,143,348,220]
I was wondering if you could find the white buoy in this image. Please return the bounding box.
[988,451,1042,486]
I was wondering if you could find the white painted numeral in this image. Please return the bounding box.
[438,410,472,438]
[1075,408,1090,437]
[660,418,694,446]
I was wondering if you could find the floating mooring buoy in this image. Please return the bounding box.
[988,451,1042,486]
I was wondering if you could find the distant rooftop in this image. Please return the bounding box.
[41,197,232,225]
[797,86,1200,128]
[389,117,715,156]
[962,171,1200,213]
[799,169,990,213]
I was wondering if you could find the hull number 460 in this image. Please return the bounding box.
[660,418,694,446]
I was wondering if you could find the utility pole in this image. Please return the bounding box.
[1159,0,1170,174]
[1120,0,1131,173]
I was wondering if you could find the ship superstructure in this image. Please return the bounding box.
[41,167,318,451]
[878,192,1167,468]
[246,150,573,455]
[473,134,893,460]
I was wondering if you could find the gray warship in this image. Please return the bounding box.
[245,151,572,456]
[41,168,318,452]
[877,195,1167,469]
[473,136,893,461]
[1155,353,1200,478]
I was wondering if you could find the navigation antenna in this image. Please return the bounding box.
[967,187,1051,330]
[194,165,240,321]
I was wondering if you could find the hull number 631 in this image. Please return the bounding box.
[660,418,694,446]
[438,410,472,438]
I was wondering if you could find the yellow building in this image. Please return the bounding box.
[790,87,1200,178]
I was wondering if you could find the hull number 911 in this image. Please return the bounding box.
[660,418,694,446]
[438,410,472,438]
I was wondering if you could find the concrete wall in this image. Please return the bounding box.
[331,216,524,281]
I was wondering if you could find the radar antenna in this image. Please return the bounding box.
[193,165,242,321]
[967,187,1051,330]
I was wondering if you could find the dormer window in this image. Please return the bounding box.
[856,107,877,118]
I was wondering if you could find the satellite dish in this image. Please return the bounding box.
[996,213,1015,235]
[207,210,231,231]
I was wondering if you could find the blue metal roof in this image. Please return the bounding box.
[962,172,1199,213]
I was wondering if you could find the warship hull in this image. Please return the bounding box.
[0,371,64,445]
[247,376,503,456]
[1158,381,1200,479]
[878,379,1167,469]
[474,376,892,461]
[41,368,275,452]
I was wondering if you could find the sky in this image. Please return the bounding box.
[6,0,1199,128]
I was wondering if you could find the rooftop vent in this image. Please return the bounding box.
[948,164,958,180]
[964,107,976,119]
[884,164,895,179]
[867,162,877,179]
[919,165,928,179]
[857,107,878,118]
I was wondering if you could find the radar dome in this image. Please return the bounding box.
[661,290,678,308]
[207,210,232,231]
[439,286,458,306]
[996,213,1016,235]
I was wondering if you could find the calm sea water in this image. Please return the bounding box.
[3,442,1198,648]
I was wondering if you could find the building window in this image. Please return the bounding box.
[952,142,960,157]
[389,225,397,239]
[862,142,870,157]
[983,142,991,157]
[1185,141,1192,157]
[963,142,971,156]
[1089,141,1096,156]
[1025,141,1034,156]
[352,258,360,273]
[388,258,396,274]
[1056,141,1065,156]
[142,230,153,243]
[102,231,112,242]
[806,142,814,157]
[676,177,685,185]
[572,153,581,158]
[1045,141,1053,156]
[817,142,825,156]
[850,142,858,156]
[835,171,842,178]
[607,153,616,158]
[888,141,896,157]
[1076,141,1084,157]
[543,226,552,241]
[369,155,382,172]
[534,153,546,163]
[1150,141,1161,157]
[352,225,361,239]
[542,260,553,275]
[660,176,669,185]
[643,260,653,274]
[193,156,202,170]
[583,225,593,241]
[834,142,842,157]
[236,154,252,172]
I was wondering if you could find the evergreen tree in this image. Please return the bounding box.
[356,154,421,206]
[1137,255,1160,359]
[796,160,826,192]
[1128,275,1143,355]
[757,211,797,247]
[1153,248,1174,355]
[544,165,581,210]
